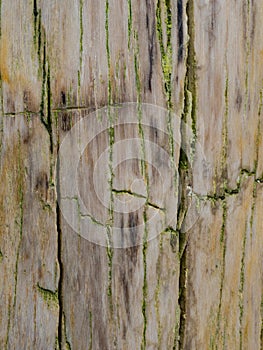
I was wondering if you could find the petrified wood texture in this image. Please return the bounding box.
[0,0,262,349]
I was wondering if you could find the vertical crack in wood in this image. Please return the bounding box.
[40,39,53,154]
[33,0,38,48]
[177,0,184,62]
[221,73,229,191]
[56,140,64,350]
[145,0,156,92]
[156,0,173,109]
[177,0,197,348]
[133,34,150,349]
[78,0,83,99]
[127,0,132,49]
[105,0,115,328]
[214,199,227,347]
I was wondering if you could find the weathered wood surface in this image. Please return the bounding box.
[0,0,262,349]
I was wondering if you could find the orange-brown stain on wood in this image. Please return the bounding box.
[0,36,10,84]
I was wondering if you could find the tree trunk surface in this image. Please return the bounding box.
[0,1,262,349]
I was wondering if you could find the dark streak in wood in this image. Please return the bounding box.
[177,0,184,62]
[145,0,156,92]
[236,88,242,112]
[59,112,72,132]
[35,171,48,201]
[128,211,139,248]
[61,91,66,106]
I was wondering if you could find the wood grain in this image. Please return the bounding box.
[0,0,262,349]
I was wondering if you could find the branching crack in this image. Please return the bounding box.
[112,188,165,211]
[191,168,259,204]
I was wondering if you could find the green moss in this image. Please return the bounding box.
[79,0,83,68]
[78,0,84,101]
[215,200,227,347]
[133,58,150,345]
[39,198,52,211]
[127,0,132,49]
[163,227,179,253]
[134,31,141,104]
[182,0,197,153]
[156,0,173,109]
[72,196,104,227]
[104,7,115,309]
[105,0,112,105]
[39,34,53,154]
[63,312,72,349]
[66,341,72,350]
[173,305,181,349]
[113,188,146,199]
[37,283,59,308]
[55,336,59,349]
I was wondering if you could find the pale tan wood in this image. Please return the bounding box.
[0,0,262,349]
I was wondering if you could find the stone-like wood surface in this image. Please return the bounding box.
[0,0,262,349]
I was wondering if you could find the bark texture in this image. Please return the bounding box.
[0,0,262,349]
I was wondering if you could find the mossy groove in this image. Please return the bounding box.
[132,33,150,349]
[177,1,197,347]
[214,200,227,348]
[182,0,197,151]
[37,283,59,307]
[104,0,115,316]
[112,189,165,211]
[127,0,132,49]
[156,0,173,109]
[105,0,112,105]
[78,0,84,96]
[40,38,53,154]
[192,168,257,204]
